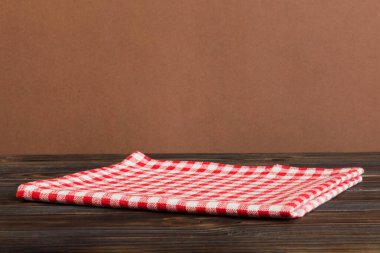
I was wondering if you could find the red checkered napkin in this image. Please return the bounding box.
[16,151,363,218]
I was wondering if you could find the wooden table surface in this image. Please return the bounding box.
[1,153,379,252]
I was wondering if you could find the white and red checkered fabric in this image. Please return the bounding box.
[16,151,363,218]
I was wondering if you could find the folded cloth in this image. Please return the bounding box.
[16,151,364,218]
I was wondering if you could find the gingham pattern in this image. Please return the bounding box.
[16,151,364,218]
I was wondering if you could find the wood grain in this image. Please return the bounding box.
[1,153,379,252]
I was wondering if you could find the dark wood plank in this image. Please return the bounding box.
[1,153,379,252]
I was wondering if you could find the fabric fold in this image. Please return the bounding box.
[16,151,363,218]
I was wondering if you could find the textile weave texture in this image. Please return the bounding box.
[16,151,364,218]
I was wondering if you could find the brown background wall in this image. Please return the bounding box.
[1,0,380,154]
